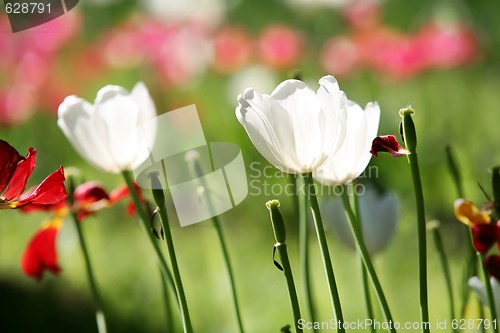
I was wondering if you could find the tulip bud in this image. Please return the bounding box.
[266,199,287,243]
[399,106,417,152]
[149,171,165,208]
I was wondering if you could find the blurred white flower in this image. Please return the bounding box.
[226,66,277,104]
[140,0,226,28]
[58,82,156,173]
[468,277,500,319]
[285,0,379,10]
[321,185,399,254]
[314,101,380,185]
[236,75,347,174]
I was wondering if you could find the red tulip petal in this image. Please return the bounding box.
[471,223,498,253]
[17,166,67,207]
[21,218,62,280]
[486,255,500,281]
[370,135,409,157]
[2,147,36,201]
[20,197,67,213]
[0,139,23,193]
[110,183,142,216]
[109,185,130,203]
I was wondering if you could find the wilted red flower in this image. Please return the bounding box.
[486,255,500,281]
[20,180,142,280]
[0,139,66,209]
[454,199,500,254]
[21,216,63,280]
[370,135,409,157]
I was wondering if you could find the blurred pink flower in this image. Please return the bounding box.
[355,28,424,80]
[99,22,145,68]
[0,85,36,127]
[257,25,303,70]
[343,0,381,32]
[149,24,212,86]
[320,36,360,77]
[416,20,478,69]
[98,19,212,86]
[0,12,81,127]
[213,25,253,73]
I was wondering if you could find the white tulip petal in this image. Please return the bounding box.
[58,82,157,173]
[468,277,500,318]
[271,79,326,171]
[317,75,348,161]
[57,96,117,172]
[94,85,128,105]
[315,100,380,185]
[94,94,142,170]
[236,88,299,172]
[236,75,349,174]
[131,81,157,124]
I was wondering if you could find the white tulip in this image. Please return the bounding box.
[321,185,399,254]
[235,75,347,174]
[58,82,156,173]
[314,101,380,185]
[469,276,500,319]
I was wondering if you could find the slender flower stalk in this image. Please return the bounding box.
[150,172,193,333]
[186,152,245,333]
[159,268,175,332]
[121,171,178,310]
[428,221,457,333]
[360,258,376,333]
[266,200,302,333]
[446,145,479,319]
[299,177,318,333]
[67,178,107,333]
[303,173,345,332]
[480,253,500,332]
[353,186,376,333]
[400,107,430,333]
[341,188,396,333]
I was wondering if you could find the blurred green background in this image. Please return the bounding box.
[2,0,500,332]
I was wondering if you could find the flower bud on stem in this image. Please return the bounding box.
[399,107,429,333]
[266,200,302,333]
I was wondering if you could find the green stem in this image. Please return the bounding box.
[276,242,303,333]
[187,156,245,333]
[212,215,245,333]
[341,189,396,333]
[407,152,430,333]
[446,145,476,320]
[361,258,377,333]
[353,187,376,333]
[431,227,457,333]
[480,253,499,333]
[154,195,193,333]
[121,171,178,308]
[160,267,175,332]
[299,177,318,333]
[352,181,377,333]
[303,173,345,332]
[71,213,107,333]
